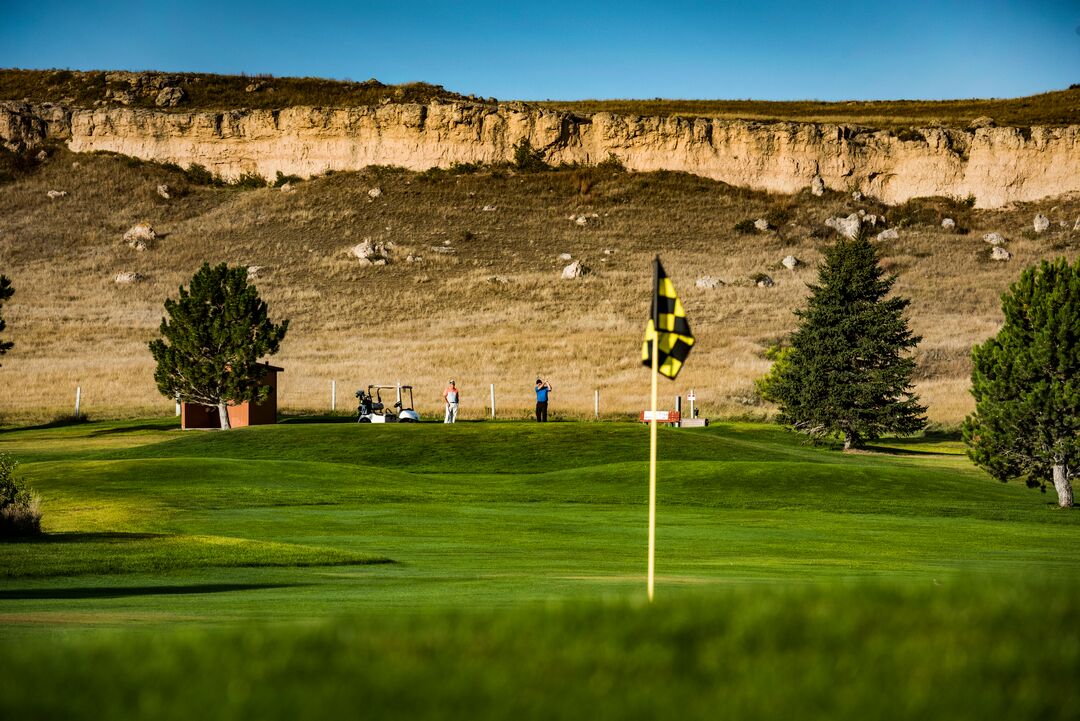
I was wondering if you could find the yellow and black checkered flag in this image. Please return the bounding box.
[642,257,694,380]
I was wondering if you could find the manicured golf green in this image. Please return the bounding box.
[1,418,1077,719]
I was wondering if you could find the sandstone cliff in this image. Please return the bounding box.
[3,100,1077,208]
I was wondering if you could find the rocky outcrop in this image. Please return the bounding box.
[3,99,1079,208]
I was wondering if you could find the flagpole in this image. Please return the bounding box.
[648,256,660,602]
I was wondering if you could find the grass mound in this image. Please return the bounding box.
[1,580,1077,721]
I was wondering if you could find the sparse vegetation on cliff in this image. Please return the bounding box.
[2,69,1078,131]
[537,86,1080,129]
[0,69,475,111]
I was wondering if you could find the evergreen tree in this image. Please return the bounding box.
[963,258,1080,508]
[149,263,288,429]
[770,228,926,449]
[0,274,13,365]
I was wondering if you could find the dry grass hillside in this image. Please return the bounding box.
[1,147,1078,424]
[539,86,1080,129]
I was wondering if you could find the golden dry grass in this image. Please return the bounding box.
[539,87,1080,129]
[1,149,1078,424]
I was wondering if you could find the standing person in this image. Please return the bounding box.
[443,379,460,424]
[534,377,552,422]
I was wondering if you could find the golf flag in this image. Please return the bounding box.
[642,256,694,603]
[642,258,695,380]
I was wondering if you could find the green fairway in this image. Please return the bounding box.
[1,418,1078,719]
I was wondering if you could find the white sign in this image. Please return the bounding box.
[643,410,672,421]
[687,391,696,401]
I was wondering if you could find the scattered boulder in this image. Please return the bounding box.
[983,232,1006,246]
[46,190,67,199]
[695,276,722,289]
[781,255,801,270]
[246,265,263,279]
[123,222,156,250]
[558,253,573,261]
[755,274,775,288]
[488,275,511,284]
[429,245,456,254]
[941,218,955,229]
[154,86,186,107]
[862,214,880,227]
[156,184,171,199]
[280,182,294,193]
[35,150,48,162]
[810,176,825,197]
[1034,214,1050,233]
[575,216,588,226]
[852,191,863,201]
[108,89,135,105]
[876,228,899,241]
[561,261,586,280]
[825,213,861,239]
[368,187,382,199]
[245,81,267,93]
[969,116,996,129]
[991,246,1011,262]
[603,249,615,255]
[754,218,770,232]
[114,271,144,284]
[482,205,497,212]
[350,238,391,265]
[1074,217,1080,232]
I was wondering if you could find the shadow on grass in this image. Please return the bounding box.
[862,430,964,456]
[0,416,91,434]
[0,582,305,600]
[89,423,177,437]
[279,414,358,425]
[7,532,168,544]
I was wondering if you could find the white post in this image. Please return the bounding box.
[595,389,599,420]
[331,380,337,412]
[490,383,496,420]
[74,385,81,419]
[689,389,696,419]
[175,394,181,417]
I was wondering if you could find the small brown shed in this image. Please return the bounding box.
[181,363,283,430]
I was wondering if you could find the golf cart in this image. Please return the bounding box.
[356,384,420,423]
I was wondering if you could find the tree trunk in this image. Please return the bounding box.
[218,401,231,430]
[1052,464,1073,508]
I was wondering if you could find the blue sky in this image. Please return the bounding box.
[2,1,1078,100]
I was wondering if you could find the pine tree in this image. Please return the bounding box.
[963,258,1080,508]
[149,263,288,429]
[0,274,13,365]
[770,228,926,449]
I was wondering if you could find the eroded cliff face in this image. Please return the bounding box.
[3,100,1077,208]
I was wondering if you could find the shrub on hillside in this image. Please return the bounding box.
[596,153,626,172]
[0,453,41,537]
[234,172,267,189]
[274,171,302,188]
[512,139,550,173]
[185,163,221,186]
[734,219,758,234]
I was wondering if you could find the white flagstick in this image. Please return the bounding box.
[648,333,659,602]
